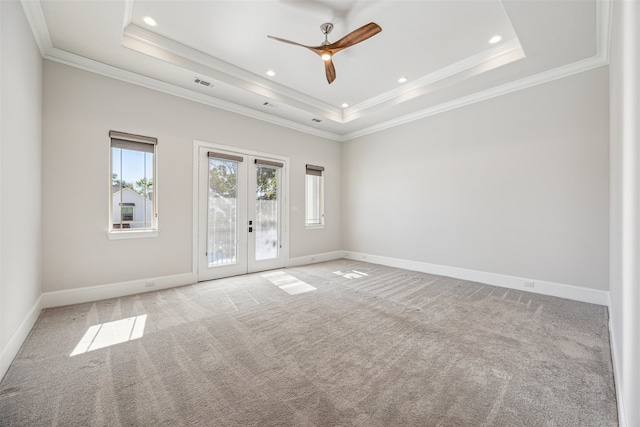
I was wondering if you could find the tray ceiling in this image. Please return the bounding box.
[24,0,610,141]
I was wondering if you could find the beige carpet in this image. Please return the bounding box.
[0,259,618,426]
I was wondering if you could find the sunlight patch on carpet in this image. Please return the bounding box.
[70,314,147,356]
[262,271,316,295]
[333,270,369,279]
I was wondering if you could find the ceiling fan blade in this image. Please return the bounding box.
[267,35,315,49]
[326,22,381,52]
[324,57,336,84]
[268,35,326,56]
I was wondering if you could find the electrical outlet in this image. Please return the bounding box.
[523,280,535,288]
[145,281,156,288]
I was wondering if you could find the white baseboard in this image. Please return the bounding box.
[41,272,197,308]
[287,250,345,268]
[1,295,42,381]
[608,314,627,426]
[343,251,609,306]
[40,251,607,309]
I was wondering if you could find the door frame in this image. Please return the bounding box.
[192,139,290,281]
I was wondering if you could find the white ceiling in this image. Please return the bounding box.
[24,0,610,141]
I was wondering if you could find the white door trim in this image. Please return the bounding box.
[192,139,290,281]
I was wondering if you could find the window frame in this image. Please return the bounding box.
[108,131,159,240]
[305,164,324,229]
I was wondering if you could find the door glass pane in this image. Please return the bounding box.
[208,158,238,266]
[255,166,279,261]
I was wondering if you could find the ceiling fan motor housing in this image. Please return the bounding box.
[320,23,333,35]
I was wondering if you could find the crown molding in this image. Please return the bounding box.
[342,0,614,141]
[20,0,52,56]
[342,54,608,141]
[43,47,343,141]
[123,24,343,122]
[123,23,525,126]
[597,0,613,62]
[19,0,612,143]
[122,0,134,31]
[341,0,613,140]
[344,38,525,121]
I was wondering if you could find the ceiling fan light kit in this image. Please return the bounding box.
[268,22,382,84]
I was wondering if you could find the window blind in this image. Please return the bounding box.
[255,158,284,168]
[306,164,324,177]
[208,151,244,162]
[110,131,157,153]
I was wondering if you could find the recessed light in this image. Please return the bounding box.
[489,35,502,44]
[142,16,157,27]
[266,70,276,77]
[341,103,349,108]
[398,77,408,84]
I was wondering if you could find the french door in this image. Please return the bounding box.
[197,145,287,281]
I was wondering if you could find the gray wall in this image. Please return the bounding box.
[609,1,640,425]
[0,0,43,377]
[42,61,342,292]
[342,66,609,290]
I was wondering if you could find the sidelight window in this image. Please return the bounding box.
[305,164,324,227]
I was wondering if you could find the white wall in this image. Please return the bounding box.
[342,66,609,292]
[42,60,341,293]
[609,1,640,425]
[0,0,43,379]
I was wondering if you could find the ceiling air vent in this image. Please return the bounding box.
[263,101,277,108]
[311,118,322,123]
[193,77,214,88]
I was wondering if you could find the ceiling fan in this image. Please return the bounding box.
[268,22,382,84]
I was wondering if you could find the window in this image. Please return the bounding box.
[305,164,324,227]
[121,204,134,221]
[110,131,157,233]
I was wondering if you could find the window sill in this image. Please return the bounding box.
[107,230,159,240]
[305,224,325,230]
